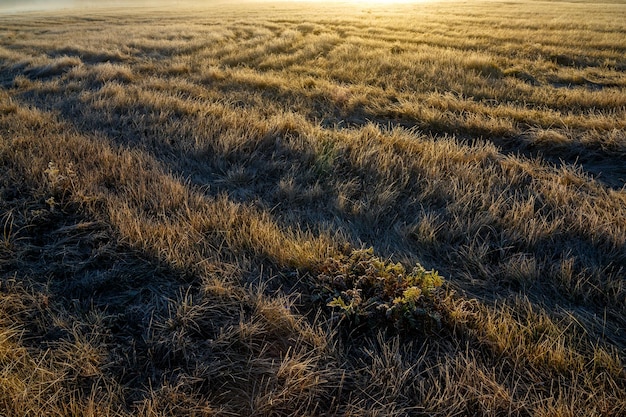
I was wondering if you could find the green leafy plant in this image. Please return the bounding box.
[316,247,444,333]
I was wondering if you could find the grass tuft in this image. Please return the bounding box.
[1,0,625,415]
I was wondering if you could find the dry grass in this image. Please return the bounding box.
[1,0,625,415]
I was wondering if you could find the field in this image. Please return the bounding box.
[1,0,625,415]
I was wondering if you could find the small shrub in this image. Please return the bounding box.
[44,161,77,205]
[314,248,444,333]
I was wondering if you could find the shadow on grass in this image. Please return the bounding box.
[3,78,625,416]
[8,71,626,319]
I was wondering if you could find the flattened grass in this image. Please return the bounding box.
[1,1,625,415]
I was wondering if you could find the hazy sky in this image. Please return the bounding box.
[0,0,434,13]
[0,0,178,12]
[0,0,75,12]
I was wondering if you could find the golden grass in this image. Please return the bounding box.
[1,0,625,415]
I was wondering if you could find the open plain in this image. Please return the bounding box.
[1,0,625,415]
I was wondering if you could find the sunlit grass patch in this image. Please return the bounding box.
[1,0,625,415]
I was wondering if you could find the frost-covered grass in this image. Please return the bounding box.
[1,1,625,415]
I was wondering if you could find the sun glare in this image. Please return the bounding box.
[290,0,437,5]
[341,0,436,4]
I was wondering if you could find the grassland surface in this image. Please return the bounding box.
[1,0,625,415]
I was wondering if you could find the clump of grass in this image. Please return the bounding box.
[1,1,626,415]
[465,56,503,79]
[24,55,82,79]
[68,62,134,84]
[530,128,572,146]
[503,67,539,85]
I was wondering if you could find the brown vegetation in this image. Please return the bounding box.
[1,0,625,415]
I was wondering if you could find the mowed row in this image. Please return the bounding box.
[1,1,625,415]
